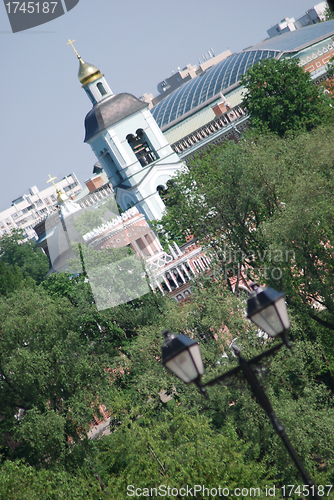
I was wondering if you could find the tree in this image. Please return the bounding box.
[155,135,282,277]
[0,459,102,500]
[97,409,276,499]
[2,148,334,493]
[240,58,323,136]
[157,125,334,346]
[1,259,333,494]
[324,2,334,20]
[72,196,119,237]
[0,287,119,469]
[97,280,334,494]
[0,262,25,297]
[0,230,49,284]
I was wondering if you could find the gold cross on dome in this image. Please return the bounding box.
[67,39,80,58]
[47,174,58,188]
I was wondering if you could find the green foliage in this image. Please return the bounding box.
[67,243,149,311]
[1,267,333,495]
[0,262,25,297]
[0,230,49,284]
[73,210,103,236]
[73,197,118,236]
[157,126,334,341]
[41,272,90,304]
[240,58,323,136]
[223,339,334,486]
[14,409,66,466]
[0,287,117,469]
[150,182,188,250]
[1,142,334,496]
[0,459,103,499]
[95,279,334,495]
[150,217,186,251]
[97,409,275,499]
[324,5,334,20]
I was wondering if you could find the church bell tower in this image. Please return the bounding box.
[68,40,184,221]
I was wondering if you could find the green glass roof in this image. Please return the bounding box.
[152,50,279,128]
[152,20,334,130]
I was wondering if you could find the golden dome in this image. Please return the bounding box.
[56,188,69,205]
[78,56,103,87]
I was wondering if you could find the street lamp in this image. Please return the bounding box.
[161,330,204,384]
[161,330,207,396]
[161,285,323,500]
[247,284,292,348]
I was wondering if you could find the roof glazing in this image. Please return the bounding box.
[163,86,246,145]
[152,50,279,128]
[151,20,334,130]
[245,19,334,53]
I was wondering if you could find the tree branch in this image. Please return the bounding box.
[309,313,334,331]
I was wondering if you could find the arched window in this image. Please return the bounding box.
[157,180,176,208]
[97,82,107,96]
[126,129,158,167]
[157,184,167,197]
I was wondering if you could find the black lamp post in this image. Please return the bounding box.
[161,285,323,500]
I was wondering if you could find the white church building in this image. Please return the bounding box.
[71,42,184,221]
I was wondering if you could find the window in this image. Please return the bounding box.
[135,237,150,256]
[22,205,34,213]
[64,182,78,192]
[157,180,175,207]
[97,82,107,96]
[126,129,158,167]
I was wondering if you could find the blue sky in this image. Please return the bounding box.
[0,0,316,211]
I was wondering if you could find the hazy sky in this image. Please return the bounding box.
[0,0,315,211]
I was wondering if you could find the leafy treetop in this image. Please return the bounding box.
[0,230,49,284]
[240,58,323,136]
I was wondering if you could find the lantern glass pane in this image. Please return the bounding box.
[251,311,277,336]
[260,304,284,335]
[189,344,205,376]
[275,297,291,330]
[165,349,199,383]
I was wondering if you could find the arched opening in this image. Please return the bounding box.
[157,184,167,199]
[97,82,107,96]
[156,179,176,208]
[127,129,158,167]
